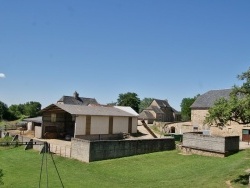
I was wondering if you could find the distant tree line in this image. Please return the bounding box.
[0,101,41,121]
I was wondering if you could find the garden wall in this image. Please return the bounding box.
[182,132,239,157]
[71,138,175,163]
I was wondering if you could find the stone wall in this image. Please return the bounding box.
[182,132,239,154]
[71,138,175,163]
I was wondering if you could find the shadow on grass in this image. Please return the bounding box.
[232,174,249,185]
[0,169,4,185]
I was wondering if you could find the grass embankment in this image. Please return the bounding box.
[1,147,250,187]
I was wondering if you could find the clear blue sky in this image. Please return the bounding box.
[0,0,250,111]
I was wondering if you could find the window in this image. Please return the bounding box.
[51,113,56,122]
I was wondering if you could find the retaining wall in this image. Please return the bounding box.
[182,132,239,156]
[71,138,175,163]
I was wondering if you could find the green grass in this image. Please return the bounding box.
[1,147,250,188]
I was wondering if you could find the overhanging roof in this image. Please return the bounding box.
[41,104,138,117]
[23,116,42,123]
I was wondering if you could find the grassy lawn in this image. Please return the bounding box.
[1,146,250,188]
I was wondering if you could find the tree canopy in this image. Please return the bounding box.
[0,101,9,120]
[139,98,154,112]
[0,101,41,121]
[205,68,250,126]
[117,92,140,113]
[180,95,199,121]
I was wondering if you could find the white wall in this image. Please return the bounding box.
[75,116,86,136]
[113,117,129,133]
[91,116,109,134]
[132,117,137,133]
[35,126,42,138]
[75,115,138,135]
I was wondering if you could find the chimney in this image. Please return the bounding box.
[73,91,79,99]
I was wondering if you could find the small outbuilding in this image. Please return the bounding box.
[41,104,138,140]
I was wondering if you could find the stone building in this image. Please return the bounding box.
[139,99,181,124]
[190,89,247,139]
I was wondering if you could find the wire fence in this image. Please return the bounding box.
[49,144,72,158]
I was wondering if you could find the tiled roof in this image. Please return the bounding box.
[146,106,164,114]
[57,96,99,106]
[191,89,232,109]
[138,111,155,120]
[42,104,138,117]
[153,99,171,108]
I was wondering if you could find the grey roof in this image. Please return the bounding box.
[146,106,164,114]
[139,111,155,120]
[57,96,99,106]
[23,116,42,123]
[191,89,232,109]
[153,99,171,108]
[171,107,181,114]
[42,104,138,117]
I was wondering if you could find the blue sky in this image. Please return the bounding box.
[0,0,249,111]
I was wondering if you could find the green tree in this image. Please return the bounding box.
[117,92,140,113]
[0,101,9,120]
[139,98,154,112]
[180,95,199,121]
[9,104,23,118]
[205,67,250,126]
[23,101,41,117]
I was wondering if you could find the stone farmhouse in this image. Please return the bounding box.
[57,91,99,106]
[139,99,181,124]
[191,89,250,140]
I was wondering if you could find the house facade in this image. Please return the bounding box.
[41,104,138,140]
[139,99,181,124]
[190,89,247,139]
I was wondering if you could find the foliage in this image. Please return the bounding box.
[139,98,154,112]
[117,92,140,113]
[0,101,9,121]
[1,146,250,187]
[205,67,250,126]
[180,95,199,121]
[106,102,117,106]
[9,101,41,119]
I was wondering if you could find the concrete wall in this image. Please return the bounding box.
[75,115,137,137]
[182,132,239,153]
[91,116,109,134]
[113,117,129,133]
[71,138,175,163]
[35,126,42,138]
[71,139,90,162]
[75,116,86,135]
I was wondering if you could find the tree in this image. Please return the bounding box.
[117,92,140,113]
[9,102,41,118]
[0,101,12,120]
[180,95,199,121]
[205,67,250,126]
[23,101,41,117]
[139,98,154,112]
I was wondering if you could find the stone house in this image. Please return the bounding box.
[57,91,99,106]
[139,99,181,124]
[40,103,138,140]
[190,89,248,140]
